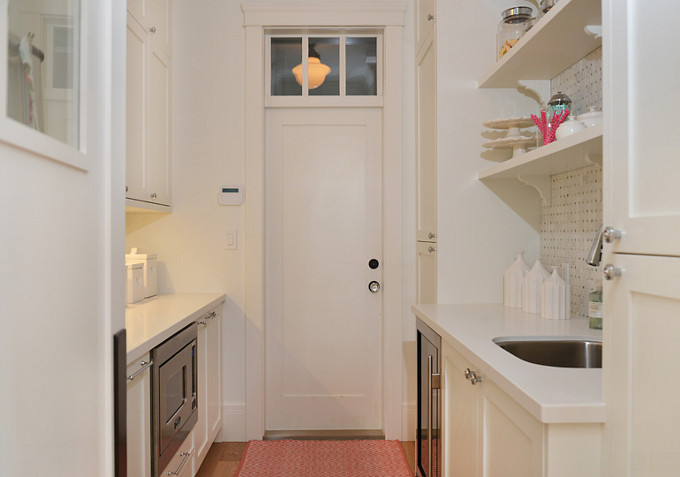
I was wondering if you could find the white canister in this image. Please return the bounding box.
[504,251,529,308]
[126,262,145,304]
[522,258,549,314]
[555,116,586,140]
[577,107,603,128]
[541,267,570,320]
[126,248,158,298]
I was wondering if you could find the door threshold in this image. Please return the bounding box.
[263,429,385,441]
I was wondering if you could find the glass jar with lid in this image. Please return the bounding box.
[497,6,533,60]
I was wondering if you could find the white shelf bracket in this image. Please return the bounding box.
[585,153,603,165]
[584,25,603,39]
[517,174,551,206]
[517,80,550,110]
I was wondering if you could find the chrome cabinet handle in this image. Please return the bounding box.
[126,360,153,381]
[464,368,473,380]
[427,13,435,21]
[427,246,436,253]
[603,226,622,243]
[603,264,622,280]
[196,310,218,326]
[368,281,381,293]
[149,26,157,33]
[150,192,157,199]
[427,232,436,240]
[167,452,190,475]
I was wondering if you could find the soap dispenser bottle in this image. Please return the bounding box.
[504,251,529,308]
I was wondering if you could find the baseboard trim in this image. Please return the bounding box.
[263,429,385,441]
[403,402,416,441]
[218,402,246,442]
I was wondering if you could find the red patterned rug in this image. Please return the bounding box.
[234,440,413,477]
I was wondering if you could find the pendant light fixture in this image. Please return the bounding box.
[292,44,331,89]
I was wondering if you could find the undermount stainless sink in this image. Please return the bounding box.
[493,337,602,368]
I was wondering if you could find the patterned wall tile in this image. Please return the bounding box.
[541,47,603,318]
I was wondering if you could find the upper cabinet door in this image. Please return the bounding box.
[149,0,172,58]
[416,0,435,52]
[416,35,436,243]
[606,0,680,257]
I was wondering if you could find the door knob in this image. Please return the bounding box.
[368,281,381,293]
[603,264,622,280]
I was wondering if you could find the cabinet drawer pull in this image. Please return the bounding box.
[126,360,153,381]
[167,452,190,475]
[149,26,157,33]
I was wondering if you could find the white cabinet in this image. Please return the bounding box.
[126,0,172,209]
[416,242,437,304]
[415,0,437,302]
[126,353,153,477]
[605,1,680,257]
[192,307,223,474]
[603,3,680,475]
[441,343,601,477]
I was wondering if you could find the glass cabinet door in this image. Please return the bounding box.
[6,0,80,147]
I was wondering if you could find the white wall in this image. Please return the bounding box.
[435,0,540,304]
[126,0,418,441]
[0,0,126,474]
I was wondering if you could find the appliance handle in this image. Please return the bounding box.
[126,360,153,381]
[428,355,433,477]
[167,452,190,476]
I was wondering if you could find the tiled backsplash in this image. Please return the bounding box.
[550,47,602,115]
[540,47,603,318]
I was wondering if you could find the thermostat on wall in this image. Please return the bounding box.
[218,186,243,205]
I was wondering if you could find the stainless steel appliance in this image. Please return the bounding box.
[151,324,198,476]
[416,318,441,477]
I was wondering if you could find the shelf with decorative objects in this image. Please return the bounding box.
[479,0,602,95]
[478,124,602,231]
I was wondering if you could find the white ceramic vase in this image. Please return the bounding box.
[504,252,529,308]
[522,258,549,314]
[541,266,570,320]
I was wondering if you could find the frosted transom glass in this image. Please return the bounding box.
[346,37,377,96]
[271,37,302,96]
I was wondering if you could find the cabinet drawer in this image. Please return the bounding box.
[160,430,194,477]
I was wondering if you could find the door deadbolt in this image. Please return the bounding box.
[368,281,381,293]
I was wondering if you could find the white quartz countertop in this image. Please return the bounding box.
[126,293,226,362]
[413,303,605,424]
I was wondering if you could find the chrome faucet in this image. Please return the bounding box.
[586,225,622,267]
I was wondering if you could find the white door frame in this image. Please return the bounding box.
[242,2,405,440]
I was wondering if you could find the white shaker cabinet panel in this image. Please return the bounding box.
[603,254,680,477]
[607,0,680,257]
[126,354,152,477]
[126,15,148,202]
[415,0,435,53]
[126,1,172,210]
[416,241,437,304]
[147,48,172,206]
[442,343,478,477]
[193,306,223,474]
[416,35,437,244]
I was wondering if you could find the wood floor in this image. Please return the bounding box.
[195,441,416,477]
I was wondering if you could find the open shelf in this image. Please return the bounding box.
[479,125,602,231]
[479,0,602,88]
[479,124,602,181]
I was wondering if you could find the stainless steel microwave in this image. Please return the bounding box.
[151,323,198,476]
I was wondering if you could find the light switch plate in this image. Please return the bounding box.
[226,229,237,250]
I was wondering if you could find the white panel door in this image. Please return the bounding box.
[265,108,383,431]
[603,254,680,477]
[147,47,171,205]
[607,0,680,256]
[126,14,147,201]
